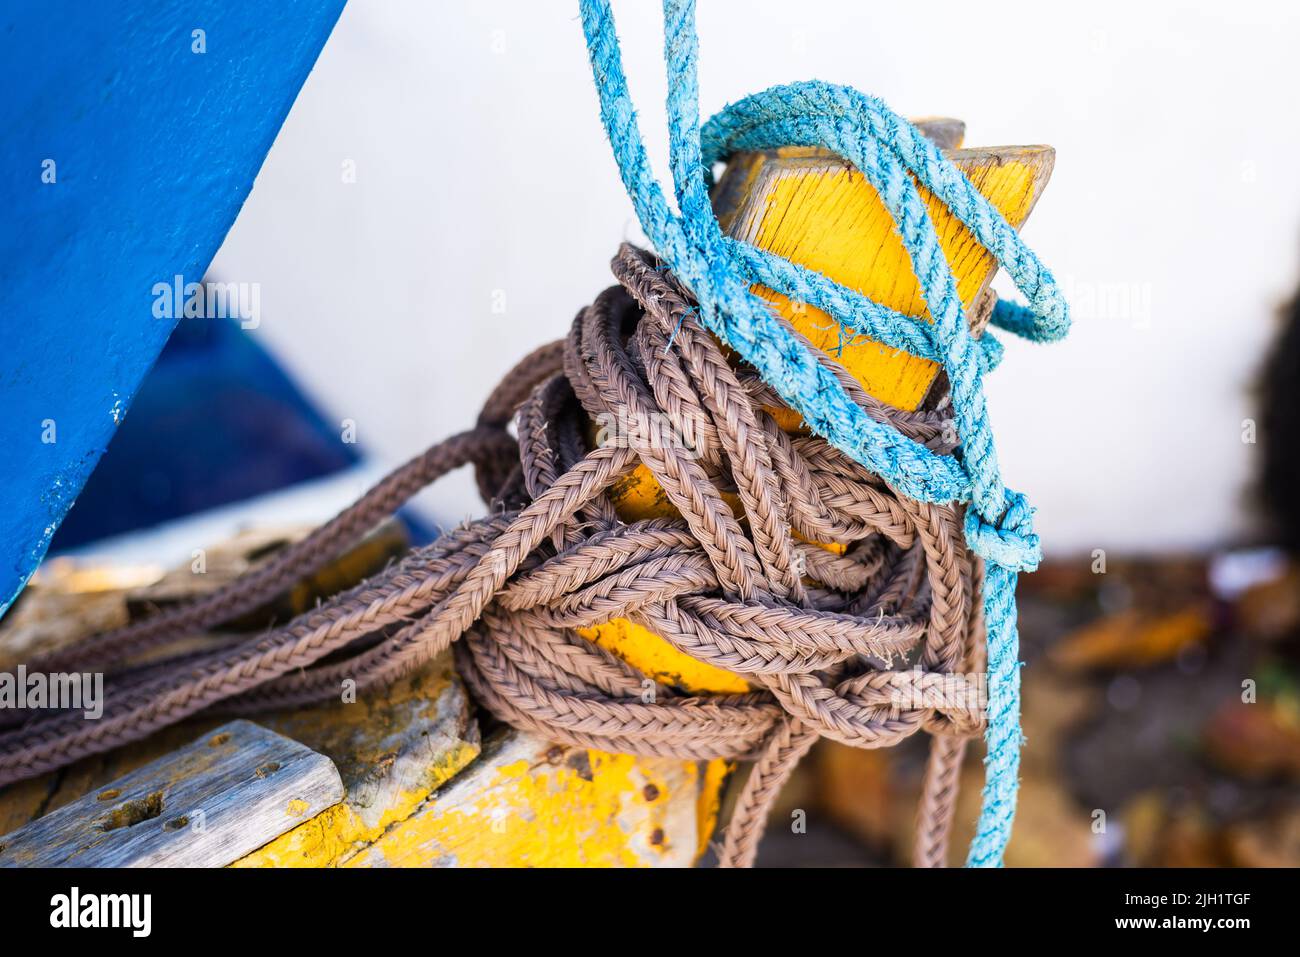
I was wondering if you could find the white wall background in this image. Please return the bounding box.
[209,0,1300,557]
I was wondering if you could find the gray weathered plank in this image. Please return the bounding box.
[232,653,482,867]
[0,719,343,867]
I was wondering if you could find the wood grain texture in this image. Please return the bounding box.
[729,143,1054,414]
[0,720,343,867]
[233,654,482,867]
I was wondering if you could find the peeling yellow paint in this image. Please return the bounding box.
[232,738,480,868]
[364,748,696,867]
[231,660,480,868]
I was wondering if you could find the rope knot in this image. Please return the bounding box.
[963,488,1040,573]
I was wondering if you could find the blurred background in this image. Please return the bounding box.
[16,0,1300,865]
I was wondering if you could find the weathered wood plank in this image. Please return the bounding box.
[0,520,408,672]
[342,730,726,868]
[0,654,487,869]
[0,720,344,867]
[0,718,233,839]
[233,653,481,867]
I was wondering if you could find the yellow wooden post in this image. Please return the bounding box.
[581,120,1055,698]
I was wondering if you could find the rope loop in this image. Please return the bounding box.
[964,489,1041,574]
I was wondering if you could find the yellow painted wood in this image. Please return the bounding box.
[0,532,720,867]
[578,619,751,695]
[735,144,1054,414]
[232,655,481,867]
[340,732,717,867]
[589,136,1055,698]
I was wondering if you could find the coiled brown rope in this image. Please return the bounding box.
[1,245,987,867]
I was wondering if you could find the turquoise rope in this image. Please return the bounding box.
[578,0,1069,867]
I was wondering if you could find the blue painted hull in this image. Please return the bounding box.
[0,0,348,616]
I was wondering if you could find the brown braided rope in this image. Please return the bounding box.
[0,244,987,867]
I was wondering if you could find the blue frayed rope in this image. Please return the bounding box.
[578,0,1069,867]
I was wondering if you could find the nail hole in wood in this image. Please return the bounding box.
[97,791,164,831]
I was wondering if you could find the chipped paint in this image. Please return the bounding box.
[353,738,704,868]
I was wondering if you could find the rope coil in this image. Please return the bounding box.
[0,0,1070,868]
[4,246,989,867]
